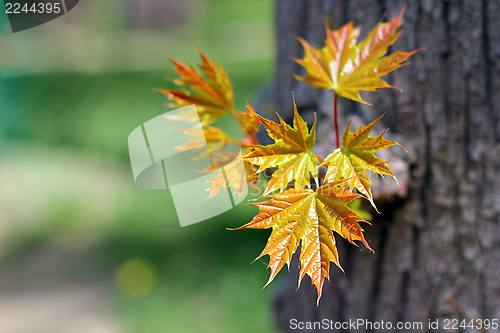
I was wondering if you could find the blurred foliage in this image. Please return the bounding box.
[0,60,272,158]
[0,64,277,332]
[0,0,279,332]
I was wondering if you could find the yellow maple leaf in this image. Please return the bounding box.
[234,180,372,303]
[322,114,405,208]
[293,7,419,105]
[239,104,261,137]
[202,156,251,200]
[244,98,318,196]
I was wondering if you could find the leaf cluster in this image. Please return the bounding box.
[161,7,418,304]
[159,50,260,199]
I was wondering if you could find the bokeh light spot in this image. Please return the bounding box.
[114,258,156,298]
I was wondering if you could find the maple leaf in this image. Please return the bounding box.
[175,139,228,162]
[202,154,250,199]
[245,159,259,184]
[196,144,258,199]
[174,125,245,165]
[239,104,261,137]
[244,99,318,196]
[178,126,243,146]
[173,118,257,199]
[159,50,234,125]
[234,180,372,303]
[207,150,259,182]
[293,6,419,105]
[321,114,404,208]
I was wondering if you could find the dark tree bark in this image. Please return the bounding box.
[265,0,500,332]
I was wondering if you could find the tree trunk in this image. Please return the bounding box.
[266,0,500,331]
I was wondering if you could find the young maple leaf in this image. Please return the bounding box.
[159,50,234,125]
[202,157,248,199]
[243,99,318,196]
[174,118,258,199]
[234,180,372,303]
[177,126,243,147]
[199,150,258,199]
[321,114,404,208]
[174,126,239,163]
[239,104,261,137]
[293,6,419,105]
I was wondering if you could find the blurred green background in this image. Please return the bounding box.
[0,1,279,332]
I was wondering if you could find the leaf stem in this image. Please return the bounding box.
[334,92,339,149]
[314,154,324,163]
[230,108,240,122]
[249,133,259,145]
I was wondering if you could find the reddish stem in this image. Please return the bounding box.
[314,154,324,163]
[333,92,339,149]
[250,133,258,145]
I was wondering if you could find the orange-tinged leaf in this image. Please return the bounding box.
[165,108,200,124]
[175,139,227,161]
[245,160,259,184]
[293,6,419,105]
[244,99,318,196]
[199,147,257,199]
[203,163,257,199]
[204,170,228,200]
[174,121,252,199]
[198,151,241,174]
[235,180,372,303]
[322,114,404,208]
[178,126,243,146]
[174,125,244,165]
[239,103,261,136]
[159,50,234,125]
[203,156,248,199]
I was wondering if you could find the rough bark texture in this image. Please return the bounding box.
[263,1,500,332]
